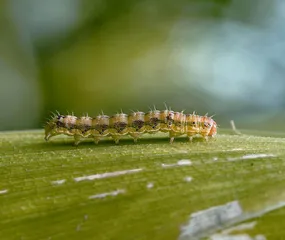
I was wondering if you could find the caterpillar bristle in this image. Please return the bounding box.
[163,102,168,110]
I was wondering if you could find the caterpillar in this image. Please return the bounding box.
[44,109,217,145]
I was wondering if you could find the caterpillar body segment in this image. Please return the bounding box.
[145,110,161,134]
[109,113,129,144]
[91,115,110,144]
[127,111,146,143]
[44,109,217,145]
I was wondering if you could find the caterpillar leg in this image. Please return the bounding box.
[199,132,209,142]
[74,135,82,146]
[44,130,60,141]
[110,135,121,144]
[187,132,196,142]
[44,134,51,141]
[93,137,100,145]
[129,133,141,143]
[169,131,184,144]
[169,132,175,144]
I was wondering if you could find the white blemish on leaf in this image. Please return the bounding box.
[184,176,193,182]
[178,159,192,166]
[242,154,276,159]
[162,159,192,168]
[255,235,266,240]
[179,201,243,240]
[76,224,81,231]
[210,234,255,240]
[228,154,276,161]
[89,189,125,199]
[210,232,266,240]
[180,201,284,239]
[221,221,256,235]
[161,163,176,168]
[0,189,8,194]
[51,179,66,185]
[74,168,143,182]
[213,157,218,161]
[147,182,154,189]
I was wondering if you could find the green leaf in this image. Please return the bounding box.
[1,129,285,239]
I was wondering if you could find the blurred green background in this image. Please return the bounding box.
[1,0,284,132]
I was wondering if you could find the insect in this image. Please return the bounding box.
[44,108,217,145]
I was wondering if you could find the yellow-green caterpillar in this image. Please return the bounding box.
[45,109,217,145]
